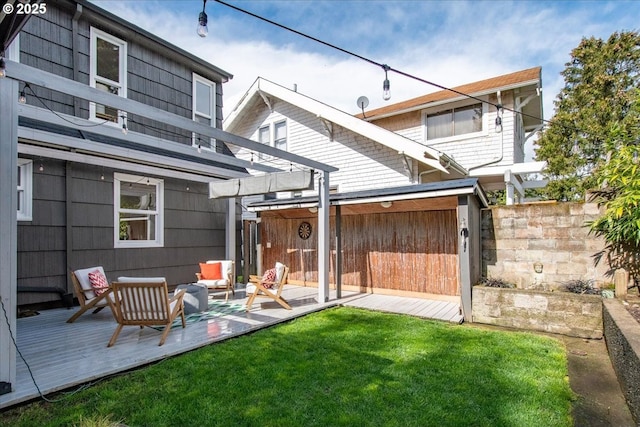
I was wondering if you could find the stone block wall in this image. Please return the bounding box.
[473,286,603,339]
[482,202,610,290]
[603,299,640,424]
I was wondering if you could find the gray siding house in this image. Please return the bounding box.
[11,0,241,306]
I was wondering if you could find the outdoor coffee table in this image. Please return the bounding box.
[175,283,208,314]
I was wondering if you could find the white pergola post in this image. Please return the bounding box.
[225,198,236,262]
[317,171,330,303]
[0,76,19,392]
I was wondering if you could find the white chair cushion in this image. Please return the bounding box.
[204,260,233,277]
[245,283,257,295]
[275,262,285,284]
[197,278,229,289]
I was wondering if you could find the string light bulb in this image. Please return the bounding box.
[38,163,44,172]
[197,0,209,37]
[250,152,254,165]
[0,57,6,78]
[18,89,26,104]
[382,64,391,101]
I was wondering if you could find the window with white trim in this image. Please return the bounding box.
[274,121,287,151]
[192,73,217,152]
[90,27,127,125]
[114,173,163,248]
[426,103,483,140]
[17,159,33,221]
[256,120,287,159]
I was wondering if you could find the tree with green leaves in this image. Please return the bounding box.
[536,30,640,201]
[587,89,640,285]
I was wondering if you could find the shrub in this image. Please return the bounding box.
[562,279,601,295]
[477,277,516,288]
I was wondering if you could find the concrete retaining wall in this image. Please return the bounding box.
[603,299,640,424]
[472,286,603,339]
[482,202,610,289]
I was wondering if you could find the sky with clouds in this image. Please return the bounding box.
[91,0,639,150]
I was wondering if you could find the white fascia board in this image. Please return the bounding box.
[223,77,260,131]
[469,161,546,177]
[234,78,447,173]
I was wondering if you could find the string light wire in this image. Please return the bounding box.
[213,0,551,127]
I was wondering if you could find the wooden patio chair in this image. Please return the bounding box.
[66,266,113,323]
[107,280,186,347]
[245,263,291,311]
[195,260,235,302]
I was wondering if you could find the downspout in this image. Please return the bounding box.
[67,4,83,291]
[72,4,83,116]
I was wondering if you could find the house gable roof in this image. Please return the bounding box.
[359,67,542,128]
[224,77,463,175]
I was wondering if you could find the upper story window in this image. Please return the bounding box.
[17,159,33,222]
[114,173,164,248]
[274,121,287,151]
[426,103,483,140]
[90,28,127,125]
[257,120,287,159]
[193,73,217,152]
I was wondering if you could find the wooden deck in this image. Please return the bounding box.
[0,286,462,409]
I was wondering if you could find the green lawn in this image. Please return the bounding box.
[1,307,574,427]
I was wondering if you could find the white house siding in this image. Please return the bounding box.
[370,92,520,171]
[229,98,413,194]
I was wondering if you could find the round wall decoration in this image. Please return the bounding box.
[298,221,312,240]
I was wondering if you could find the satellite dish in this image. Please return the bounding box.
[356,96,369,110]
[356,96,369,118]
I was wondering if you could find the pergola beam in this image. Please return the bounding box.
[6,60,337,174]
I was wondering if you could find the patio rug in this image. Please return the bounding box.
[153,300,246,330]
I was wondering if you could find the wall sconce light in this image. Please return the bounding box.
[308,207,318,213]
[197,0,209,37]
[0,57,6,78]
[380,201,392,208]
[495,104,503,133]
[120,114,128,135]
[382,64,391,101]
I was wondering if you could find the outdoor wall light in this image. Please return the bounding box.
[495,104,503,133]
[197,0,209,38]
[382,64,391,101]
[120,114,128,135]
[380,201,392,208]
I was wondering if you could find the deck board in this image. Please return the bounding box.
[1,286,461,409]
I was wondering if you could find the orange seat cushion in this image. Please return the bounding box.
[199,262,222,280]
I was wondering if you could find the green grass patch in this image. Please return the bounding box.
[1,307,573,427]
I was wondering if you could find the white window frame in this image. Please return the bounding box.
[17,159,33,222]
[273,120,288,152]
[423,101,488,144]
[256,119,287,159]
[89,27,127,126]
[192,73,217,151]
[113,173,164,248]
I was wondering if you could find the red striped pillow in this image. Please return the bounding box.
[88,269,109,296]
